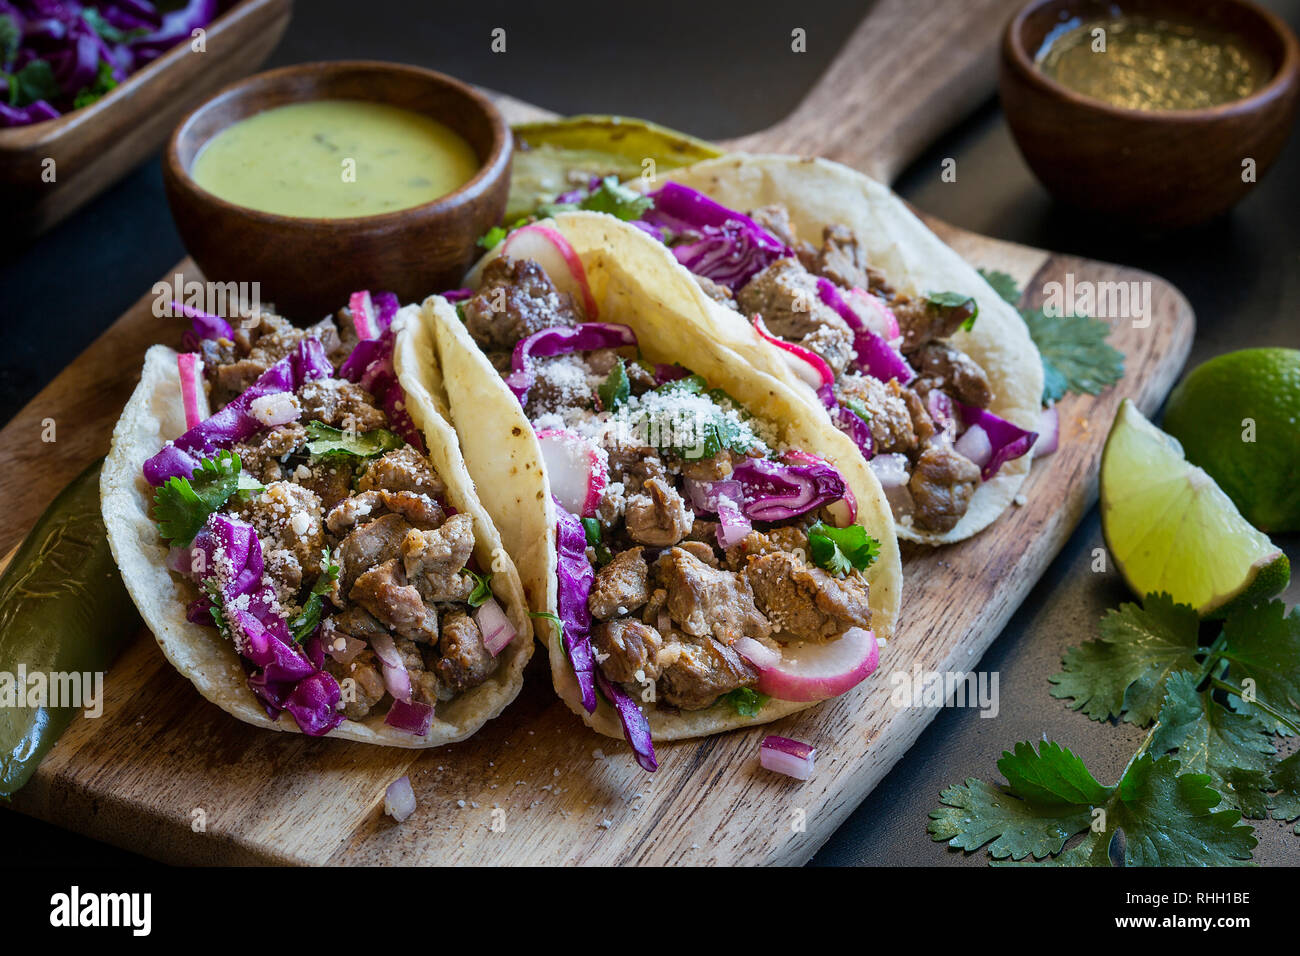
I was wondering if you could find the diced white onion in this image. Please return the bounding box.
[955,423,993,468]
[249,392,301,427]
[384,775,416,822]
[473,596,516,656]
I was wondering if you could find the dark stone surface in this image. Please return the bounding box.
[2,0,1296,867]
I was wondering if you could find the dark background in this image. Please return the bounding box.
[2,0,1297,866]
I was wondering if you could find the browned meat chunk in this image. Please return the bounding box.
[811,224,872,291]
[337,513,411,596]
[737,258,856,375]
[231,481,324,596]
[723,526,810,571]
[694,273,738,309]
[838,374,917,454]
[357,446,446,500]
[607,441,668,496]
[911,343,993,409]
[296,459,355,512]
[909,442,981,533]
[746,550,872,642]
[232,423,306,481]
[332,606,390,641]
[894,293,977,353]
[654,547,771,644]
[593,618,671,683]
[676,449,734,482]
[463,256,583,351]
[297,379,387,433]
[588,546,650,620]
[349,558,439,644]
[678,540,720,567]
[207,312,327,407]
[326,489,445,535]
[625,477,694,547]
[325,649,386,720]
[749,205,814,261]
[659,635,758,710]
[436,609,496,693]
[525,354,595,418]
[400,513,476,604]
[900,384,937,445]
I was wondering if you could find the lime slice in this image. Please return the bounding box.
[1101,399,1289,616]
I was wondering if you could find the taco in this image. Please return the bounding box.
[545,154,1045,544]
[101,294,532,747]
[423,211,902,770]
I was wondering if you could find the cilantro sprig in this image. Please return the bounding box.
[722,687,768,717]
[304,421,403,460]
[978,268,1124,405]
[597,357,630,411]
[925,291,978,332]
[807,520,879,577]
[153,451,245,547]
[462,568,493,608]
[289,549,340,642]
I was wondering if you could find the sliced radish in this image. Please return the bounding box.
[536,428,609,518]
[735,636,781,670]
[502,224,598,319]
[848,287,900,340]
[955,423,993,469]
[755,626,879,703]
[474,595,516,656]
[1037,405,1060,456]
[751,314,834,389]
[759,735,816,780]
[349,290,381,340]
[177,353,205,430]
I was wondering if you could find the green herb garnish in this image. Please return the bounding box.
[462,568,493,608]
[304,421,403,460]
[581,517,613,566]
[72,61,117,110]
[925,291,978,332]
[477,225,508,251]
[289,549,340,642]
[807,520,879,577]
[598,357,630,411]
[840,396,872,424]
[8,58,59,108]
[153,451,244,547]
[722,687,768,717]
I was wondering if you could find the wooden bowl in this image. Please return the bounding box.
[163,61,512,319]
[0,0,291,242]
[1000,0,1300,227]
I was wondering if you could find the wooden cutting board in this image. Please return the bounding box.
[1,0,1194,865]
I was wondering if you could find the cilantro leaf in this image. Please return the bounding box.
[1049,592,1201,725]
[977,268,1022,306]
[597,357,630,411]
[839,395,872,424]
[1022,307,1125,404]
[289,549,340,642]
[202,577,231,642]
[462,568,493,608]
[932,741,1257,866]
[152,451,243,547]
[529,610,564,641]
[1268,752,1300,834]
[722,687,768,717]
[925,291,978,332]
[1219,600,1300,735]
[304,421,403,460]
[0,15,19,67]
[72,60,116,110]
[9,58,59,108]
[1151,671,1276,818]
[581,517,612,566]
[477,225,508,251]
[575,176,653,221]
[807,520,879,576]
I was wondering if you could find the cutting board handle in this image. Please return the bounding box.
[724,0,1027,183]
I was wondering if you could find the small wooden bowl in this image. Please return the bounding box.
[0,0,291,242]
[163,61,512,318]
[1000,0,1300,228]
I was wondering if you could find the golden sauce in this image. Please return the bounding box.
[1036,14,1272,111]
[192,100,480,218]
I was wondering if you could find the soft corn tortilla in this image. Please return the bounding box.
[100,307,533,748]
[657,154,1045,544]
[424,210,901,742]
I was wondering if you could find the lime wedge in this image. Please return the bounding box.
[1101,399,1289,616]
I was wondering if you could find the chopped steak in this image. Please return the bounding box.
[677,540,720,567]
[838,373,916,454]
[325,649,385,720]
[296,459,355,512]
[526,354,595,419]
[737,258,856,374]
[349,558,439,644]
[232,424,306,481]
[659,634,758,710]
[588,546,650,620]
[625,477,694,547]
[812,224,872,291]
[332,606,390,641]
[607,441,667,496]
[749,205,814,261]
[593,618,671,683]
[910,343,993,408]
[654,546,771,644]
[297,379,387,432]
[908,442,981,533]
[436,609,495,693]
[694,273,738,309]
[893,293,975,353]
[401,513,476,604]
[899,384,937,445]
[326,488,444,535]
[357,446,446,499]
[723,526,810,570]
[677,449,734,482]
[207,311,328,406]
[231,481,324,593]
[337,513,411,596]
[746,550,871,642]
[463,256,583,351]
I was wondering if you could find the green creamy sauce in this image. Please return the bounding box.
[192,100,480,218]
[1036,15,1272,111]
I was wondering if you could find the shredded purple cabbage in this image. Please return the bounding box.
[957,402,1038,480]
[506,323,637,405]
[815,278,915,385]
[730,457,848,521]
[190,513,343,736]
[0,1,225,128]
[143,338,331,485]
[175,300,234,349]
[337,291,424,452]
[552,498,598,714]
[594,670,657,772]
[642,182,789,290]
[440,288,474,303]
